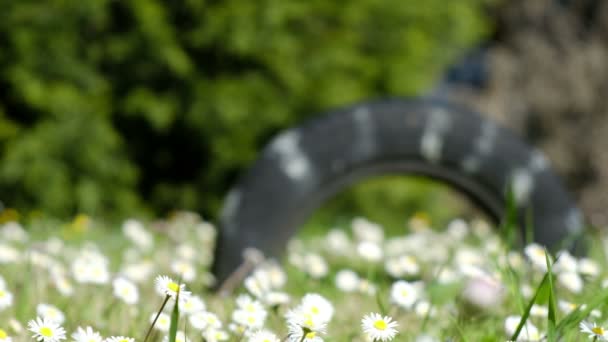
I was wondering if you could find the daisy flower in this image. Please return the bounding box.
[150,313,171,333]
[335,269,359,292]
[171,260,196,282]
[112,277,139,305]
[122,219,153,250]
[36,304,65,324]
[232,309,266,329]
[580,321,608,340]
[357,242,383,262]
[0,328,12,342]
[0,288,13,310]
[105,336,135,342]
[28,317,66,342]
[162,331,189,342]
[71,326,102,342]
[180,295,206,315]
[51,274,74,297]
[189,311,222,331]
[300,293,334,323]
[504,315,541,341]
[557,272,584,293]
[361,313,398,341]
[202,329,229,342]
[524,243,550,271]
[390,280,420,309]
[286,324,324,342]
[154,275,191,299]
[248,330,280,342]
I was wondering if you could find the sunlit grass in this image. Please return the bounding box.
[0,211,605,341]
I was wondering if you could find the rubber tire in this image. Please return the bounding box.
[212,98,585,284]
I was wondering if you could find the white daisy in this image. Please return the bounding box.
[579,258,601,278]
[361,313,398,341]
[390,280,420,309]
[189,311,222,331]
[558,272,584,293]
[580,321,608,340]
[171,259,196,282]
[504,315,541,341]
[262,291,290,306]
[154,275,191,299]
[36,304,65,324]
[51,274,74,297]
[0,287,13,310]
[180,295,206,315]
[28,317,66,342]
[105,336,135,342]
[530,304,548,317]
[71,326,102,342]
[0,243,20,264]
[121,261,155,283]
[558,300,579,314]
[286,324,324,342]
[524,243,550,271]
[0,328,12,342]
[324,229,351,255]
[151,312,171,333]
[285,308,327,334]
[113,277,139,305]
[554,250,578,273]
[202,329,229,342]
[122,219,153,250]
[300,293,334,323]
[352,217,384,243]
[303,254,329,279]
[162,331,189,342]
[248,330,280,342]
[357,242,383,262]
[232,309,266,329]
[335,269,359,292]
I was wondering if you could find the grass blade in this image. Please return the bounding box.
[510,272,549,341]
[501,186,518,249]
[556,287,608,336]
[544,249,557,342]
[169,292,180,342]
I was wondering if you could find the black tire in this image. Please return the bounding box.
[212,98,585,284]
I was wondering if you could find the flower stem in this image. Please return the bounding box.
[143,295,170,342]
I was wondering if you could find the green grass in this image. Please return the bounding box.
[0,212,605,341]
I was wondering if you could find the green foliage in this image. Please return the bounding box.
[0,0,492,218]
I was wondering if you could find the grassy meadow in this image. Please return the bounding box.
[0,211,607,341]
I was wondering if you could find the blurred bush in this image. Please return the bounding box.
[0,0,491,219]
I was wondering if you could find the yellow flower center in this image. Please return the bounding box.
[534,249,545,257]
[0,290,4,297]
[593,327,604,335]
[0,329,7,339]
[168,282,179,293]
[374,319,387,331]
[305,332,316,339]
[311,306,319,314]
[304,317,314,327]
[119,339,129,342]
[401,290,408,297]
[247,316,255,324]
[40,327,53,337]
